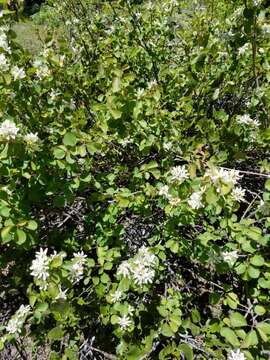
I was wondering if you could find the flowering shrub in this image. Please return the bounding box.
[1,0,270,359]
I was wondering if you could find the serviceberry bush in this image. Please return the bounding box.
[1,0,270,359]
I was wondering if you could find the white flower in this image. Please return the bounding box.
[36,64,50,79]
[49,89,60,101]
[262,23,270,35]
[238,43,249,56]
[119,137,132,147]
[117,261,131,277]
[70,252,87,282]
[223,250,238,266]
[260,199,265,207]
[56,287,67,300]
[169,197,181,207]
[147,80,157,88]
[70,262,84,282]
[118,315,132,330]
[6,318,23,334]
[163,142,173,151]
[59,55,65,67]
[73,18,80,24]
[11,66,26,81]
[188,190,204,209]
[222,169,242,185]
[136,88,145,98]
[137,246,157,266]
[30,248,50,282]
[171,165,189,182]
[24,132,39,144]
[32,59,43,68]
[73,251,87,264]
[128,305,135,315]
[231,187,246,202]
[0,120,19,140]
[159,185,171,199]
[0,53,9,71]
[132,264,155,285]
[16,305,31,318]
[206,167,242,187]
[228,349,246,360]
[111,290,122,303]
[237,114,259,127]
[0,31,10,53]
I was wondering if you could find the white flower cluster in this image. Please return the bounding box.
[111,289,122,303]
[188,187,205,209]
[238,43,249,56]
[24,132,39,144]
[231,187,246,202]
[33,59,50,79]
[169,197,181,207]
[205,166,245,202]
[205,167,242,187]
[0,28,11,53]
[237,114,259,127]
[118,314,132,331]
[223,250,238,266]
[56,286,67,301]
[70,251,87,283]
[0,120,19,141]
[171,165,189,182]
[117,246,157,286]
[228,349,246,360]
[261,23,270,35]
[30,248,50,290]
[5,305,31,335]
[11,66,26,81]
[0,53,9,72]
[159,184,171,200]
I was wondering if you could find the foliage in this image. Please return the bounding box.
[0,0,270,359]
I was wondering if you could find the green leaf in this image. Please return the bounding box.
[16,229,26,245]
[63,132,77,147]
[247,266,260,279]
[250,255,264,267]
[110,109,122,119]
[48,326,64,341]
[265,179,270,191]
[36,302,49,312]
[27,220,38,230]
[242,330,258,348]
[229,312,247,328]
[254,305,266,316]
[161,323,174,337]
[247,227,262,242]
[258,277,270,289]
[112,77,121,92]
[256,322,270,335]
[0,206,10,217]
[111,315,119,325]
[220,327,240,346]
[1,225,13,242]
[178,343,193,360]
[53,147,66,159]
[226,293,239,310]
[205,187,218,205]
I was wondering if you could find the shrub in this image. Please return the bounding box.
[0,0,270,359]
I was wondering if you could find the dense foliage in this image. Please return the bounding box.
[1,0,270,359]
